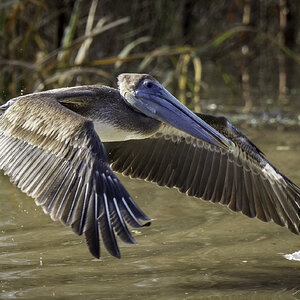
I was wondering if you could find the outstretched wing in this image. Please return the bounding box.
[0,92,149,258]
[105,114,300,234]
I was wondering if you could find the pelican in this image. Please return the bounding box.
[0,73,299,259]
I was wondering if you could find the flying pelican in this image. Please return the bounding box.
[0,73,299,259]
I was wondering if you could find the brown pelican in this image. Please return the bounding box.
[0,73,299,259]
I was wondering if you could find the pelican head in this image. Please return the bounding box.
[118,73,235,151]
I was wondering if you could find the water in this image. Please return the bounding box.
[0,128,299,300]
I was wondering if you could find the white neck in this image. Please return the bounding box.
[94,120,148,142]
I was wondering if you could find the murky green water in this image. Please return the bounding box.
[0,128,299,300]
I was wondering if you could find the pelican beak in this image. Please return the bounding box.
[124,83,235,151]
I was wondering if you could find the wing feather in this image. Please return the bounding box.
[99,192,120,258]
[210,151,227,203]
[203,150,220,200]
[84,183,100,258]
[0,92,149,258]
[105,116,300,235]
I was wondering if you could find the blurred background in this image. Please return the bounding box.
[0,0,299,126]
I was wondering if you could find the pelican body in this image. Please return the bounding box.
[0,74,299,259]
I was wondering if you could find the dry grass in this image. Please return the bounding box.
[0,0,299,111]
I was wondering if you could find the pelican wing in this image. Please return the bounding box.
[105,114,300,234]
[0,93,149,258]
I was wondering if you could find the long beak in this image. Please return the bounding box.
[125,86,235,151]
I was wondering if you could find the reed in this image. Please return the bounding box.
[0,0,299,111]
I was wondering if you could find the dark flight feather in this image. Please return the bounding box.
[105,114,300,234]
[0,93,149,258]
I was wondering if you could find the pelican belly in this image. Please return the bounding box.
[94,120,148,142]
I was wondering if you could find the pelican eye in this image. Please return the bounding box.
[143,80,153,89]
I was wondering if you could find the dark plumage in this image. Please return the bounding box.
[105,114,299,233]
[0,73,299,259]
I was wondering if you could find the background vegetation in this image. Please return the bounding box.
[0,0,299,119]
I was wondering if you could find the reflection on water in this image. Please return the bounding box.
[284,250,300,262]
[0,128,299,300]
